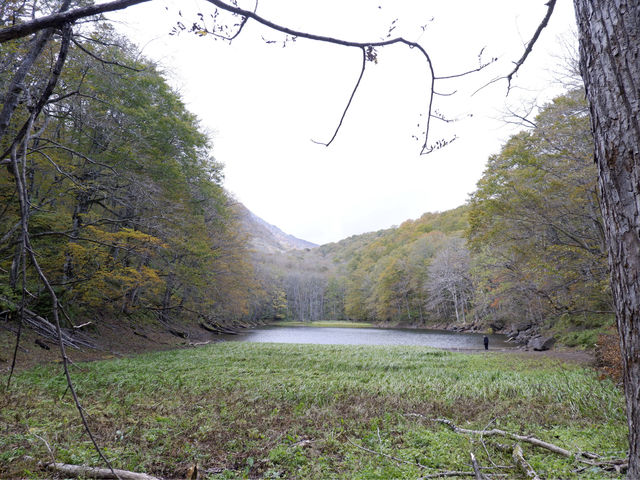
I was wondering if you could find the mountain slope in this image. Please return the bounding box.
[234,203,317,254]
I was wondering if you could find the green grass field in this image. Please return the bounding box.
[1,343,627,479]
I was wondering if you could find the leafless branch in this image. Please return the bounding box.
[434,418,627,470]
[1,19,73,158]
[203,0,437,154]
[312,48,367,147]
[511,444,541,480]
[45,89,80,104]
[474,0,557,96]
[71,37,143,71]
[33,433,56,465]
[434,56,498,80]
[505,0,557,91]
[6,127,31,391]
[502,103,538,129]
[30,138,118,173]
[0,0,152,43]
[29,150,85,188]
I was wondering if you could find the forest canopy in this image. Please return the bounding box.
[0,13,258,337]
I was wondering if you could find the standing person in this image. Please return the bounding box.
[483,335,489,350]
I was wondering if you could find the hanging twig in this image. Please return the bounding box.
[6,114,34,391]
[474,0,557,96]
[503,0,557,92]
[203,0,436,154]
[312,47,367,147]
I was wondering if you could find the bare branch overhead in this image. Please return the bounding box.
[0,0,152,43]
[474,0,557,95]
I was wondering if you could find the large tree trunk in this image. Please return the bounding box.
[573,1,640,476]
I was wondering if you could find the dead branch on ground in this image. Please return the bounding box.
[469,452,488,479]
[42,462,159,480]
[349,437,510,479]
[434,418,627,473]
[511,444,541,480]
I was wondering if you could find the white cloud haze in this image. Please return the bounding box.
[111,0,578,245]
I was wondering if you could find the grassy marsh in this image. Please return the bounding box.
[1,343,627,479]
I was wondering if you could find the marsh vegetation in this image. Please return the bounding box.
[2,342,626,479]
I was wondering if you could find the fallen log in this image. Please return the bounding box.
[469,452,488,480]
[43,462,159,480]
[199,321,221,334]
[435,418,586,459]
[21,308,95,349]
[434,418,627,471]
[512,444,541,480]
[167,327,188,338]
[199,322,239,335]
[216,324,239,335]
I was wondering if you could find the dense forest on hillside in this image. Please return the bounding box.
[259,88,613,347]
[0,9,263,343]
[0,1,613,350]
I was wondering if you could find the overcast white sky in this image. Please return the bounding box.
[110,0,578,245]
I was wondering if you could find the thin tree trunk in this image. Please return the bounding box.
[404,294,412,321]
[574,1,640,476]
[452,287,459,323]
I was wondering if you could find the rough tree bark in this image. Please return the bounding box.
[573,1,640,476]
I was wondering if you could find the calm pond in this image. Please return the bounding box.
[226,326,517,350]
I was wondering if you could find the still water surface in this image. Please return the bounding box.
[226,326,516,350]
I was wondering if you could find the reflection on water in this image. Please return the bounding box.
[225,326,516,350]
